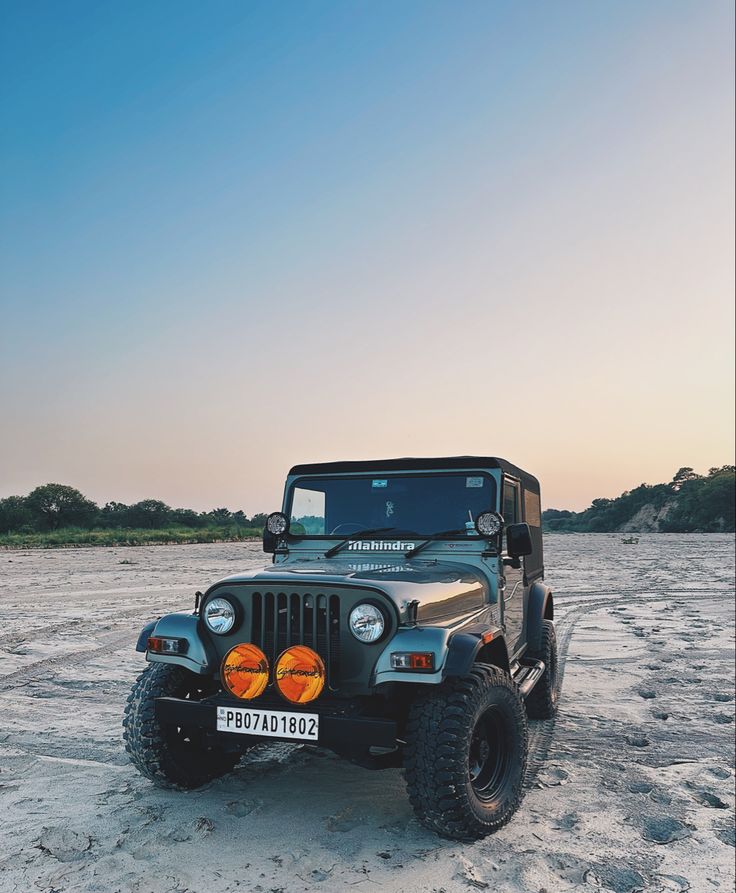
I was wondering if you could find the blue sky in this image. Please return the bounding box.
[1,1,734,512]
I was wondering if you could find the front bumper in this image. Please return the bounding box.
[155,697,398,752]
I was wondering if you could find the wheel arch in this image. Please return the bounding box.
[443,631,511,678]
[138,612,213,675]
[526,583,554,652]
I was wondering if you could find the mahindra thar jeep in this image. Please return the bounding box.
[123,457,558,840]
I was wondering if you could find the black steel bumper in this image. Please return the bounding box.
[155,697,398,751]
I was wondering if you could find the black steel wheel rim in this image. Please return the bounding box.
[468,705,510,801]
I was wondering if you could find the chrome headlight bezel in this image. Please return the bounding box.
[266,511,290,536]
[203,596,237,635]
[349,602,386,644]
[475,511,504,538]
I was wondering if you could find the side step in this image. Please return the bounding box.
[512,658,546,699]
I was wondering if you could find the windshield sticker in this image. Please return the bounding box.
[347,540,415,551]
[372,479,388,488]
[385,500,394,518]
[466,476,484,488]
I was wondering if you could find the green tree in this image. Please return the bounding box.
[0,495,33,533]
[99,501,131,528]
[126,500,172,529]
[210,508,232,523]
[26,484,98,530]
[670,467,700,491]
[171,508,205,529]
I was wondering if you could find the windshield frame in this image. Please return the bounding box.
[284,470,499,540]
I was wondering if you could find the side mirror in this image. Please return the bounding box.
[506,522,532,558]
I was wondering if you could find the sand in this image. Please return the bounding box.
[0,534,733,893]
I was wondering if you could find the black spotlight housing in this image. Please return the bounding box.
[475,511,504,538]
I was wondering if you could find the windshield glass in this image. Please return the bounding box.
[286,473,497,538]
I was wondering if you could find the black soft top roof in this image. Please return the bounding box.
[289,456,540,495]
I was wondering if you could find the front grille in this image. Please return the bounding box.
[250,592,341,690]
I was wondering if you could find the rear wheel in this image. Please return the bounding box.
[404,665,528,840]
[525,620,559,719]
[123,662,241,789]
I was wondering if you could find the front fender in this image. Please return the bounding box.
[373,627,451,685]
[144,613,213,675]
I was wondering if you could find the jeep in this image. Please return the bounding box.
[123,457,559,840]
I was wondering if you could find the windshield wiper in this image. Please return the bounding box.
[405,528,466,559]
[324,527,397,559]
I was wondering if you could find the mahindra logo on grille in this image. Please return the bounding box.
[347,540,416,551]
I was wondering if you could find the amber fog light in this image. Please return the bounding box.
[274,645,325,704]
[221,643,269,700]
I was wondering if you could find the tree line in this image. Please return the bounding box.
[543,466,735,533]
[0,483,268,535]
[1,465,733,542]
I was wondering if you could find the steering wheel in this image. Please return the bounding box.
[329,522,371,535]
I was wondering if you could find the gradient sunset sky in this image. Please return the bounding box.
[1,1,734,513]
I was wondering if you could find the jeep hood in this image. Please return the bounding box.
[209,557,489,624]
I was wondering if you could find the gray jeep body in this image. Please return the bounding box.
[138,456,553,763]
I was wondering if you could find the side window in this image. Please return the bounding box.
[524,490,541,527]
[502,480,519,526]
[290,487,326,535]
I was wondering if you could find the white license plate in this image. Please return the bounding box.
[216,705,319,741]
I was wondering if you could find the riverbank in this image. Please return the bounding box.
[0,527,262,549]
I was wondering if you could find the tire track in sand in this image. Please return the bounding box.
[0,629,135,693]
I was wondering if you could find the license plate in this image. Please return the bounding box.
[216,705,319,741]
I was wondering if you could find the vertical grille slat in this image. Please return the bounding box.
[311,594,318,648]
[258,592,265,650]
[324,596,331,672]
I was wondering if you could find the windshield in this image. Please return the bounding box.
[286,473,497,538]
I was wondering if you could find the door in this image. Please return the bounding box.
[501,477,524,656]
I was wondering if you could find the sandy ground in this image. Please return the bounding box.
[0,534,734,893]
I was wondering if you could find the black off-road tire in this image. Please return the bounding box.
[404,665,528,840]
[525,620,559,720]
[123,662,241,789]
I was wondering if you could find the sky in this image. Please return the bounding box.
[1,0,734,513]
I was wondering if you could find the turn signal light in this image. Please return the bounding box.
[147,637,188,654]
[221,643,269,700]
[274,645,326,704]
[390,652,435,671]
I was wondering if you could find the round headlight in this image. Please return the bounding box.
[203,597,236,635]
[349,603,385,643]
[266,511,290,536]
[475,511,503,538]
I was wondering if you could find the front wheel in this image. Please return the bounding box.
[123,662,241,789]
[404,665,528,840]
